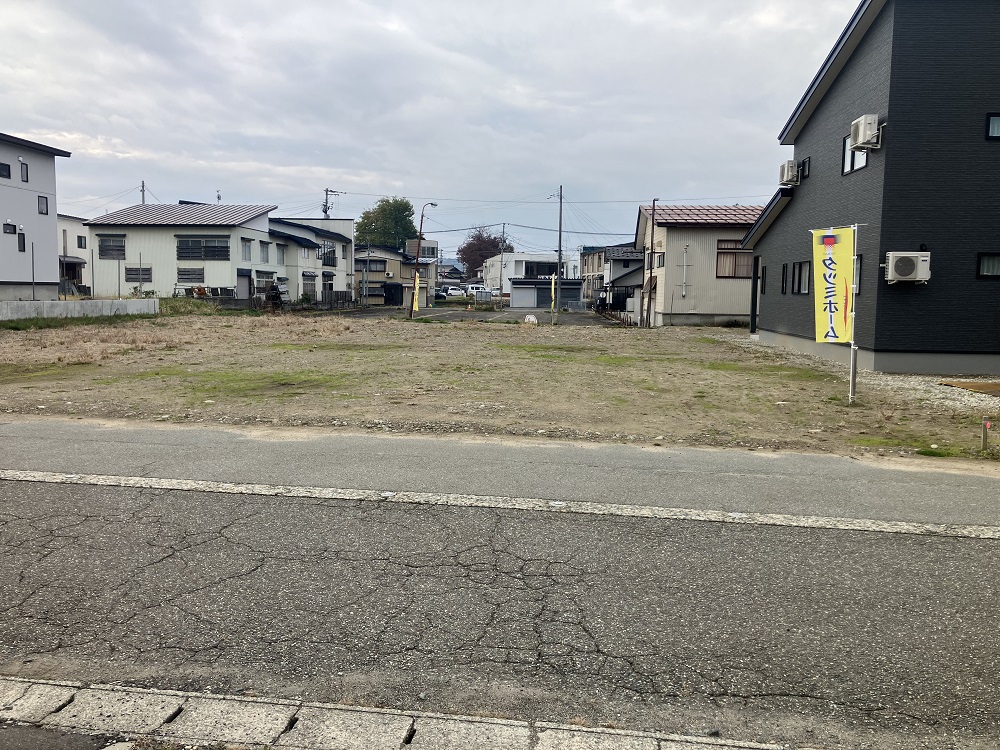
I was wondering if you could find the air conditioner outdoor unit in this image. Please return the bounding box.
[779,160,800,186]
[850,114,880,150]
[385,271,394,278]
[885,251,930,282]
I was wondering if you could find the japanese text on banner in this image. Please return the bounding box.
[811,227,855,343]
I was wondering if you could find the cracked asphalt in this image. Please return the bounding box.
[1,480,997,750]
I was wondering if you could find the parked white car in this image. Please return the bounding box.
[465,284,487,296]
[444,286,466,298]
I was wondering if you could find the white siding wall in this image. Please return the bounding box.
[0,142,60,299]
[654,227,752,319]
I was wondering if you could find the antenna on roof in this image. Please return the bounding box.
[216,190,222,204]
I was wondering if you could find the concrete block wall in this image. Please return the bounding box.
[0,299,159,321]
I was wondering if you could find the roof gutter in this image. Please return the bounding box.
[741,188,794,250]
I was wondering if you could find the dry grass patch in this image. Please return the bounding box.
[0,312,994,457]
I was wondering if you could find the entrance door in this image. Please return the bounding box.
[536,286,552,309]
[237,276,251,299]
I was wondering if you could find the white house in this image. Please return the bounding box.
[84,204,354,301]
[57,213,91,293]
[483,252,578,295]
[0,132,71,300]
[634,204,764,326]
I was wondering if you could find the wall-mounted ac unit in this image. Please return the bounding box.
[850,114,880,150]
[885,252,930,282]
[385,271,394,278]
[779,160,800,186]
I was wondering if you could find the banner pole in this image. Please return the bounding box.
[849,224,859,404]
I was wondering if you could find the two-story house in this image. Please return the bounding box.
[743,0,1000,374]
[0,132,71,301]
[84,204,355,302]
[635,205,763,326]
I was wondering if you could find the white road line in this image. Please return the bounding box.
[1,469,998,539]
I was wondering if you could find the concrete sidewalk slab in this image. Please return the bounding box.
[41,687,183,734]
[407,715,533,749]
[157,695,298,745]
[536,726,659,749]
[276,705,414,748]
[1,676,824,750]
[0,680,79,724]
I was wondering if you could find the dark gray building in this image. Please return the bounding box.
[743,0,1000,374]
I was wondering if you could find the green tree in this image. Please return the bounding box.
[355,197,418,248]
[457,227,514,277]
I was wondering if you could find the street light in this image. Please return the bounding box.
[411,202,437,318]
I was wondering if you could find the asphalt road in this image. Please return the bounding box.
[0,419,998,749]
[0,418,998,526]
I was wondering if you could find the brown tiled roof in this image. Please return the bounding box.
[85,204,276,227]
[641,204,764,226]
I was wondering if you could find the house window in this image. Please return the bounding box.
[843,136,867,174]
[259,241,270,264]
[241,238,252,262]
[716,248,753,279]
[98,236,126,260]
[781,263,788,294]
[977,253,1000,278]
[321,240,336,267]
[655,252,665,268]
[276,244,286,265]
[177,267,205,284]
[2,223,15,234]
[302,246,311,260]
[854,255,862,295]
[20,162,28,182]
[0,163,9,179]
[124,267,152,283]
[18,232,25,252]
[255,270,276,294]
[302,275,316,300]
[791,261,811,294]
[986,114,1000,140]
[177,237,230,260]
[622,260,630,269]
[37,196,48,215]
[77,235,87,249]
[356,258,387,273]
[342,244,349,259]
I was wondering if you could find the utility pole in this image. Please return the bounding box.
[499,222,506,301]
[643,198,658,328]
[322,189,340,220]
[140,181,146,204]
[555,185,563,324]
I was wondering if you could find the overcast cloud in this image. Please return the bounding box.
[1,0,859,255]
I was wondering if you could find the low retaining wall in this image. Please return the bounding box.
[0,299,160,321]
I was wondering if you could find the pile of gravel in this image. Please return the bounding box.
[717,331,1000,415]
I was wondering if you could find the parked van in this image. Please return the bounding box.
[465,284,487,296]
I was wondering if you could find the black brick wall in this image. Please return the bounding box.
[877,0,1000,352]
[756,1,895,349]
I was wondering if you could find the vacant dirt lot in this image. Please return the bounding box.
[1,308,998,459]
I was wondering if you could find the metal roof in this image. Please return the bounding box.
[0,132,71,158]
[268,228,321,248]
[640,204,765,226]
[85,204,276,227]
[778,0,888,145]
[270,218,352,245]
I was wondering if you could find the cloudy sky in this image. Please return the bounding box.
[2,0,859,257]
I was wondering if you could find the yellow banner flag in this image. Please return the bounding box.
[551,275,556,312]
[811,227,855,343]
[412,270,420,313]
